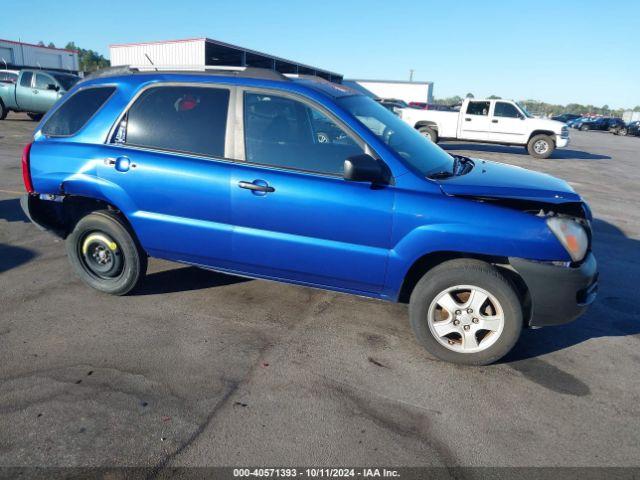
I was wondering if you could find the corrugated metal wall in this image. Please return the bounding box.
[110,40,205,69]
[622,111,640,123]
[344,80,434,104]
[0,40,79,71]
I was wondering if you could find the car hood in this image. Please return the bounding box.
[527,117,566,133]
[438,159,581,204]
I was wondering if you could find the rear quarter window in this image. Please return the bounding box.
[42,87,116,137]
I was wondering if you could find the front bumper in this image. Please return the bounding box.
[556,135,570,148]
[509,253,598,327]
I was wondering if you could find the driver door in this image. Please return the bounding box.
[489,101,529,143]
[32,73,60,112]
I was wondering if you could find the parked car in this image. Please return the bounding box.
[612,120,640,136]
[20,67,597,365]
[551,113,582,123]
[567,117,587,129]
[375,98,408,114]
[577,117,622,131]
[606,118,626,133]
[398,98,570,159]
[0,69,19,85]
[0,69,79,121]
[409,102,454,111]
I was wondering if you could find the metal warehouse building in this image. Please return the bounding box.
[110,38,343,82]
[343,79,434,104]
[0,39,79,73]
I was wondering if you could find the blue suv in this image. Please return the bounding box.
[20,67,598,365]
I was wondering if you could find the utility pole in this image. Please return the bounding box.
[409,69,414,82]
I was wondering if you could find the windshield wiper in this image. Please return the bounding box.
[428,170,455,179]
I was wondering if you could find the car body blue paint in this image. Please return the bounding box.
[28,72,588,302]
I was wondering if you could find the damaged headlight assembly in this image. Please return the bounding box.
[546,217,589,263]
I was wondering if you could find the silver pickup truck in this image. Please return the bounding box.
[0,69,79,121]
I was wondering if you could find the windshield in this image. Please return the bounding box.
[337,95,454,177]
[52,73,80,91]
[516,102,534,118]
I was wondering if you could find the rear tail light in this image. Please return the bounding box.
[21,142,34,193]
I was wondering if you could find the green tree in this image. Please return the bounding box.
[465,92,474,98]
[37,41,45,46]
[65,41,110,72]
[487,95,501,99]
[47,42,56,48]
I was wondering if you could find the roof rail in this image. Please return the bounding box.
[83,65,289,82]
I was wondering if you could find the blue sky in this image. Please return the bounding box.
[3,0,638,108]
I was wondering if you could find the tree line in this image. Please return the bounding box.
[36,41,110,73]
[434,93,639,117]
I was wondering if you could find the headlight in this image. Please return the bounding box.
[561,126,569,138]
[546,217,588,262]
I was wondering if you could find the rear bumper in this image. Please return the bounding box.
[510,253,598,327]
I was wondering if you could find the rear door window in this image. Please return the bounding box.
[118,86,230,158]
[466,101,490,116]
[42,87,116,136]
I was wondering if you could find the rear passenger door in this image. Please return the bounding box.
[97,84,235,267]
[459,100,491,141]
[229,90,394,294]
[16,71,35,111]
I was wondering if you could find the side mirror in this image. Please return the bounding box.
[47,84,59,91]
[343,154,388,184]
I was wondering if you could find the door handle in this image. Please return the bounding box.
[492,119,498,123]
[238,180,275,193]
[465,117,471,122]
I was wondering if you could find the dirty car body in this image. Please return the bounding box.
[20,68,598,365]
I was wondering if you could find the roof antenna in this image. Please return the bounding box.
[144,53,157,71]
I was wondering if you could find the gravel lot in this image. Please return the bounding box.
[1,112,639,472]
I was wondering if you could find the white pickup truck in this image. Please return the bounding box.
[398,98,569,159]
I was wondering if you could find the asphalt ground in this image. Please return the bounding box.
[1,111,639,475]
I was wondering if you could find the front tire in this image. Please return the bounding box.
[619,128,628,136]
[418,126,438,143]
[409,259,523,365]
[0,101,7,120]
[527,134,555,159]
[65,210,147,295]
[27,113,43,121]
[580,125,589,131]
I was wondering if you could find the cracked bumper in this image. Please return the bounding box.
[510,253,598,327]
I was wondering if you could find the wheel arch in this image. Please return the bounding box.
[415,120,439,131]
[397,250,532,325]
[24,194,137,241]
[528,130,556,142]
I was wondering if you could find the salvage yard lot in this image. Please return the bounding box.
[1,112,639,469]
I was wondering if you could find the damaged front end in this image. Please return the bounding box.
[474,196,597,327]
